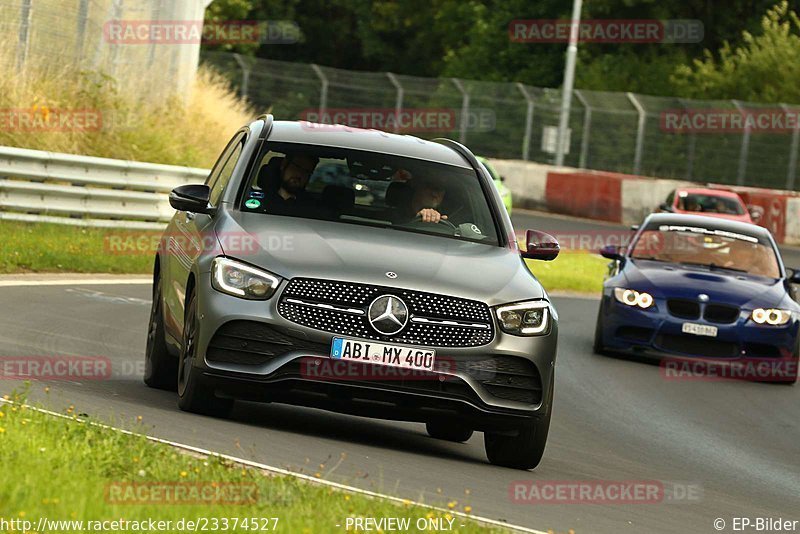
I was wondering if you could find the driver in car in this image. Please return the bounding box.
[405,174,448,224]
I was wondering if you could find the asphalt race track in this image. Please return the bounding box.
[1,211,798,533]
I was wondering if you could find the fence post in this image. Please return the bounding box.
[678,98,697,181]
[627,92,646,175]
[782,103,799,191]
[232,53,251,100]
[75,0,90,65]
[310,64,328,117]
[386,72,404,134]
[16,0,33,71]
[451,78,470,145]
[574,90,592,169]
[732,100,750,185]
[108,0,124,80]
[516,83,535,161]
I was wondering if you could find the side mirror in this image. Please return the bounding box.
[630,224,640,231]
[748,204,764,223]
[788,268,800,284]
[169,184,214,214]
[500,175,506,182]
[658,202,672,212]
[521,229,560,261]
[600,244,623,260]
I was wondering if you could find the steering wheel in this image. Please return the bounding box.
[408,214,457,231]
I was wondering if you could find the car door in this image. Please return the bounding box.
[164,131,246,335]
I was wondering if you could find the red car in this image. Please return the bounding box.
[659,187,761,224]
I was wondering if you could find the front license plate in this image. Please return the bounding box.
[682,323,718,337]
[330,337,436,372]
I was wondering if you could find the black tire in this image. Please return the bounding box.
[485,374,554,470]
[425,421,474,442]
[592,299,609,356]
[144,275,178,390]
[177,291,234,417]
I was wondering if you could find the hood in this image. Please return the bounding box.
[623,259,788,309]
[215,212,543,306]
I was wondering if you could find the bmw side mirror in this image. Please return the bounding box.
[522,229,560,261]
[169,184,215,215]
[600,244,623,260]
[788,268,800,284]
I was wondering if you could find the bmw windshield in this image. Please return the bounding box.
[630,224,781,278]
[238,142,501,245]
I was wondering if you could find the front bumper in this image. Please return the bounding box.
[192,272,558,428]
[601,294,799,362]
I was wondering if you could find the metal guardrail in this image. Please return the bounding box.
[0,146,209,229]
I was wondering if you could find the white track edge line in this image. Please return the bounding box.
[0,279,151,287]
[0,398,546,534]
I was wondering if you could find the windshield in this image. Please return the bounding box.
[676,192,745,215]
[630,224,780,278]
[239,142,500,245]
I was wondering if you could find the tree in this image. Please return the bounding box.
[671,1,800,102]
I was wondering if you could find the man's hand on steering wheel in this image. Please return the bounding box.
[417,208,447,224]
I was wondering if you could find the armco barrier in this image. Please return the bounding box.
[0,146,207,229]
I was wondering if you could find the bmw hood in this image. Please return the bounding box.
[624,259,788,309]
[215,212,543,306]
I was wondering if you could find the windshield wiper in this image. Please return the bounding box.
[679,261,748,273]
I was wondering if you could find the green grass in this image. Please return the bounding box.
[0,390,499,533]
[0,221,609,293]
[0,221,153,274]
[526,252,609,294]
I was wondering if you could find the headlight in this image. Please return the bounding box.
[496,301,550,336]
[751,308,792,326]
[614,287,654,309]
[211,257,281,300]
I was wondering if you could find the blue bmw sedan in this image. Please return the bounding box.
[593,213,800,383]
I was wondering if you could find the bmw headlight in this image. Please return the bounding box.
[614,287,654,309]
[211,257,281,300]
[496,301,550,336]
[751,308,792,326]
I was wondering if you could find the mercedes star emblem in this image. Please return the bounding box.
[367,294,408,336]
[385,271,398,279]
[698,294,710,302]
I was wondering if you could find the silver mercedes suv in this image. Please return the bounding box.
[144,115,560,469]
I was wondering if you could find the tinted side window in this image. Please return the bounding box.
[210,141,244,205]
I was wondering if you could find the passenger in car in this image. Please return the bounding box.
[256,153,322,216]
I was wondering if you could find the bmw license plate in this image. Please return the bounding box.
[330,337,436,372]
[682,323,718,337]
